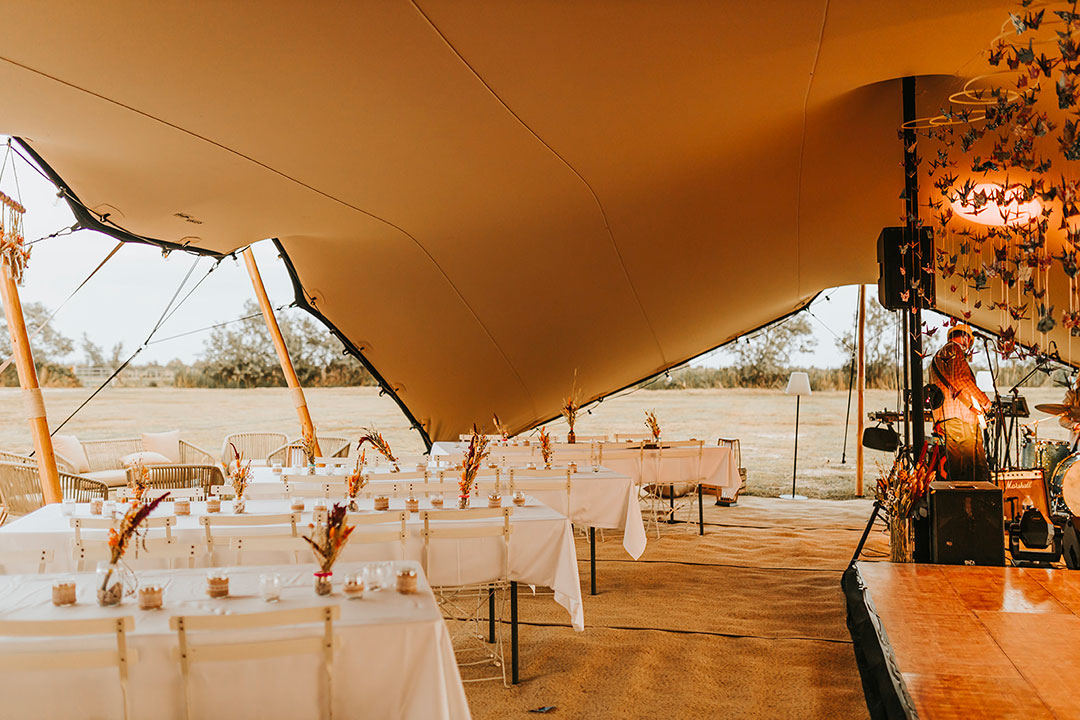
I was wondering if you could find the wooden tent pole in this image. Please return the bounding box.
[0,259,62,503]
[242,249,321,456]
[856,285,866,497]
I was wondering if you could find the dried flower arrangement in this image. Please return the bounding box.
[875,444,942,562]
[459,425,491,508]
[127,463,150,502]
[562,372,583,443]
[300,429,318,466]
[538,426,553,469]
[303,503,355,593]
[347,449,367,511]
[100,494,169,603]
[644,410,661,441]
[228,442,251,501]
[493,413,510,441]
[358,427,397,465]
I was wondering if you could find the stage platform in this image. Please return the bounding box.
[844,561,1080,719]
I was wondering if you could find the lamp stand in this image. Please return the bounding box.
[781,394,808,500]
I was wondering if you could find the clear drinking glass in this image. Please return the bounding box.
[259,572,281,602]
[61,498,76,516]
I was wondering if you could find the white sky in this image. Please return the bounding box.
[0,138,932,369]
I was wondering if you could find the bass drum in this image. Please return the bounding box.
[1021,440,1072,481]
[1050,453,1080,515]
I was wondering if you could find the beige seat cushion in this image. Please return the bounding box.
[83,469,128,488]
[52,434,90,474]
[141,430,181,463]
[119,451,172,467]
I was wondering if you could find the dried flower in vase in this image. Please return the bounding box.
[228,442,252,500]
[101,494,169,601]
[644,410,661,441]
[538,426,554,469]
[303,503,355,574]
[127,463,150,502]
[493,413,510,441]
[347,450,367,511]
[875,444,941,562]
[459,425,491,508]
[358,427,397,464]
[562,370,583,442]
[301,430,318,466]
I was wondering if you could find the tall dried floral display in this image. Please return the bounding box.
[100,494,169,605]
[303,503,355,595]
[538,426,553,469]
[644,410,661,441]
[347,449,367,511]
[358,427,398,468]
[459,425,491,509]
[562,373,582,443]
[875,444,940,562]
[228,442,252,511]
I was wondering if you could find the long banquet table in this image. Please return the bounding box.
[0,496,585,631]
[0,561,470,719]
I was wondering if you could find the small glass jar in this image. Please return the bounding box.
[513,491,527,507]
[314,571,332,596]
[290,497,306,513]
[374,496,389,512]
[396,567,418,594]
[206,570,229,598]
[90,497,103,515]
[233,498,246,514]
[430,493,444,508]
[259,572,282,602]
[206,496,221,513]
[344,571,364,599]
[488,493,502,508]
[96,562,123,607]
[138,584,163,610]
[313,500,328,523]
[174,498,191,515]
[61,498,76,516]
[272,462,283,475]
[52,578,76,606]
[102,500,116,518]
[405,496,419,513]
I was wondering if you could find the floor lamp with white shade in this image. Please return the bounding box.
[782,371,811,500]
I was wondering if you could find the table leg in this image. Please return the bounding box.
[668,491,675,524]
[510,581,519,684]
[698,485,704,535]
[488,588,495,643]
[589,527,597,595]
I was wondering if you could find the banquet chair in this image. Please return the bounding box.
[116,486,206,502]
[614,433,653,442]
[0,547,54,574]
[0,462,108,521]
[268,436,351,466]
[0,616,136,720]
[127,464,223,498]
[509,468,572,517]
[364,469,429,484]
[422,507,514,686]
[642,441,706,538]
[284,480,349,500]
[201,513,301,554]
[229,535,307,564]
[314,456,355,469]
[72,516,176,543]
[550,442,595,464]
[170,606,339,720]
[345,510,408,559]
[715,437,747,505]
[212,483,287,501]
[570,434,608,443]
[220,432,288,466]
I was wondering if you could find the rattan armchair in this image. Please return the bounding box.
[266,436,350,465]
[79,437,215,472]
[125,464,224,497]
[221,432,288,466]
[0,462,108,521]
[0,449,76,474]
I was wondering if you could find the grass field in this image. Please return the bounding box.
[1,386,1072,499]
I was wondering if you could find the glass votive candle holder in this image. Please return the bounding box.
[513,491,527,507]
[430,493,444,508]
[102,500,116,518]
[313,500,328,523]
[405,496,419,513]
[51,578,76,606]
[344,571,364,599]
[206,570,229,598]
[138,584,163,610]
[396,567,418,594]
[174,498,190,515]
[90,497,103,515]
[488,492,502,508]
[61,498,76,516]
[373,496,389,511]
[272,462,283,475]
[206,496,221,513]
[259,572,281,602]
[290,497,305,513]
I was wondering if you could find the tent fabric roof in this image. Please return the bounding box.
[0,1,1019,441]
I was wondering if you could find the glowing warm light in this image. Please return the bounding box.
[951,182,1041,227]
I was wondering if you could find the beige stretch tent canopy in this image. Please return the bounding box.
[0,0,1034,444]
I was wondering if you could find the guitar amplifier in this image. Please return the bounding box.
[993,469,1050,523]
[929,480,1005,566]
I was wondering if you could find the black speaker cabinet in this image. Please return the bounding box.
[877,226,935,310]
[929,481,1005,566]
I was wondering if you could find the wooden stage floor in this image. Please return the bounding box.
[850,561,1080,718]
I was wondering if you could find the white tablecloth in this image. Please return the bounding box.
[0,561,469,719]
[0,497,585,631]
[601,446,741,496]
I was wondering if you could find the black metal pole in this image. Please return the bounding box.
[488,589,496,643]
[589,527,597,596]
[510,581,519,684]
[792,395,801,497]
[698,485,704,535]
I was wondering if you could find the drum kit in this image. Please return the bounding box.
[1022,402,1080,516]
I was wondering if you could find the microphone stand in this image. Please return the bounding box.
[981,337,1004,471]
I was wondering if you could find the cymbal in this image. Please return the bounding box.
[1035,403,1074,416]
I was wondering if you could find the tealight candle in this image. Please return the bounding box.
[206,570,229,598]
[290,498,305,513]
[138,585,163,610]
[430,494,444,508]
[488,493,502,508]
[396,567,418,595]
[405,496,419,513]
[206,497,221,513]
[90,498,103,515]
[344,572,364,599]
[174,498,190,515]
[513,491,526,507]
[51,579,76,606]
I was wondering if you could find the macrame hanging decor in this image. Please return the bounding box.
[0,190,28,284]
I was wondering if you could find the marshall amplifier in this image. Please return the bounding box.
[992,469,1050,523]
[929,480,1005,566]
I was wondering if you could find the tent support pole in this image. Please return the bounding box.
[0,259,62,503]
[243,248,321,456]
[857,284,866,497]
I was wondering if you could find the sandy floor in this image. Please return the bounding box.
[0,386,1070,499]
[462,495,888,719]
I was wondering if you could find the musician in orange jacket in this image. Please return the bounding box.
[928,324,990,482]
